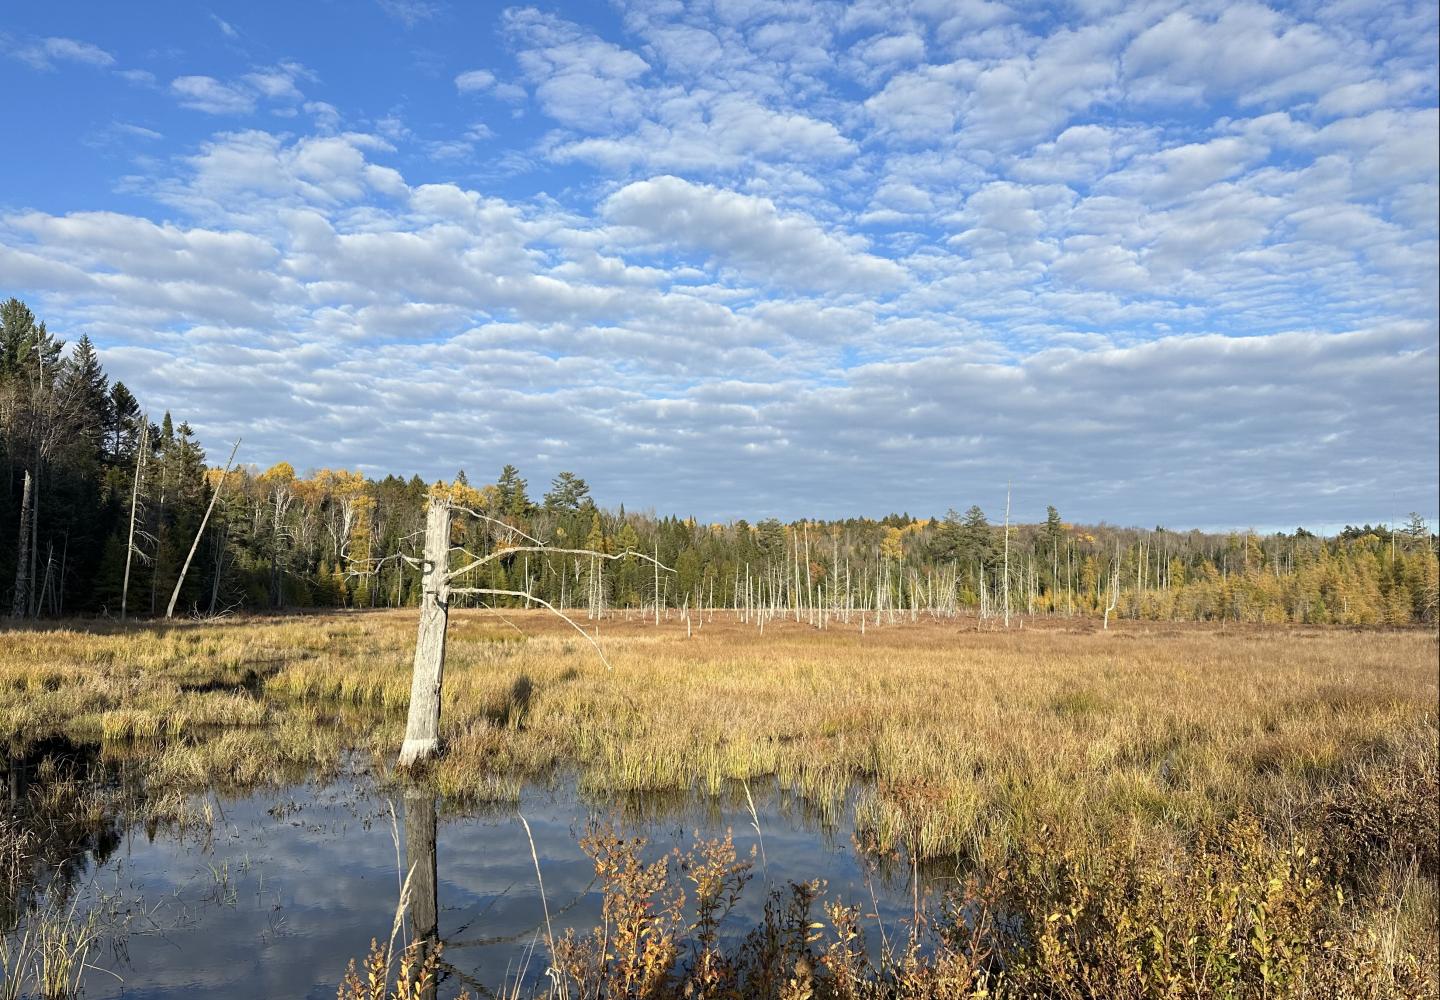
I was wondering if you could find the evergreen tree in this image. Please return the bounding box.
[929,508,963,562]
[107,382,142,461]
[756,518,785,559]
[958,505,998,574]
[61,335,111,456]
[543,471,593,513]
[585,511,607,554]
[1043,506,1064,550]
[496,464,532,517]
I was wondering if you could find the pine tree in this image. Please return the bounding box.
[107,382,142,462]
[585,511,607,553]
[1043,506,1064,549]
[543,471,593,513]
[496,464,532,517]
[958,505,998,574]
[929,508,963,562]
[61,335,111,456]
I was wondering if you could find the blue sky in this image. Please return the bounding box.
[2,0,1436,529]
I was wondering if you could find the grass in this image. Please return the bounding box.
[2,611,1434,856]
[2,609,1436,995]
[0,894,103,1000]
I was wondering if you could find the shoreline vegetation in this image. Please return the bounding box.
[3,610,1437,997]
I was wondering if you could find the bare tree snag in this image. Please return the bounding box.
[1002,481,1012,629]
[166,438,240,619]
[27,464,38,618]
[121,420,148,621]
[1103,541,1121,630]
[399,497,453,767]
[10,470,31,619]
[397,494,675,767]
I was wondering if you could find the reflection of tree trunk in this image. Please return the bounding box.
[404,787,439,1000]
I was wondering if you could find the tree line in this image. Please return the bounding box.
[3,297,1436,626]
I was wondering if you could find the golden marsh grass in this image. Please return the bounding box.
[3,611,1434,858]
[3,610,1436,994]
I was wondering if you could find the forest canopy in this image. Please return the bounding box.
[2,297,1436,625]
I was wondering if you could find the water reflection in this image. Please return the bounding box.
[2,752,942,1000]
[405,787,439,1000]
[1,738,123,933]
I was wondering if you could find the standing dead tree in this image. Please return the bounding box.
[1102,541,1122,630]
[397,494,675,767]
[10,471,32,619]
[1002,481,1012,629]
[120,419,157,621]
[165,438,240,619]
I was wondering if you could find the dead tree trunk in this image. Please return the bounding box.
[1002,481,1012,629]
[165,438,240,619]
[395,495,678,767]
[1103,542,1121,630]
[121,421,147,621]
[208,524,228,615]
[399,497,452,766]
[27,462,39,618]
[10,470,31,618]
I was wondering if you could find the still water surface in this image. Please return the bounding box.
[13,752,935,998]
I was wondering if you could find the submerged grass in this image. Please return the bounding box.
[2,609,1436,994]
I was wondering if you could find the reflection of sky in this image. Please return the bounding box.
[71,771,936,998]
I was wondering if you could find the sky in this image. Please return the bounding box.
[1,0,1436,530]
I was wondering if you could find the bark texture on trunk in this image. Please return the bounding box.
[399,498,451,766]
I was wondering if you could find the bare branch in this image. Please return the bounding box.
[346,551,421,578]
[446,506,545,546]
[446,587,615,671]
[446,546,674,583]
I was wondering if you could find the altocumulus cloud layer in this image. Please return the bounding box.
[1,0,1436,527]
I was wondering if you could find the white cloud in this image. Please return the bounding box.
[14,36,115,70]
[116,68,157,87]
[1,1,1435,524]
[171,75,256,114]
[1103,136,1268,204]
[1124,6,1353,106]
[508,8,650,131]
[115,122,164,141]
[455,68,496,92]
[552,94,854,172]
[170,63,310,116]
[376,0,442,27]
[864,63,971,141]
[243,69,304,101]
[604,175,907,293]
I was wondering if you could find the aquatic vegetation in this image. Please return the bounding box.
[461,816,1436,999]
[0,895,103,1000]
[336,938,465,1000]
